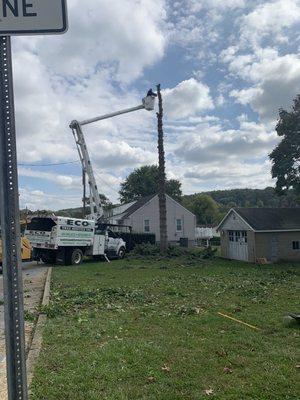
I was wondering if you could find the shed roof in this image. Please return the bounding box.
[234,208,300,231]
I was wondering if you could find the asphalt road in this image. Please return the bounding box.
[0,261,48,333]
[0,262,49,399]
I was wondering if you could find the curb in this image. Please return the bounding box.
[26,266,52,386]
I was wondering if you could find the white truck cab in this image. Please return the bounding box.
[25,216,126,265]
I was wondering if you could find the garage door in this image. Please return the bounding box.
[228,231,248,261]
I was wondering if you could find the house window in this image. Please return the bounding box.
[292,241,300,250]
[176,219,182,231]
[229,231,234,242]
[144,219,150,233]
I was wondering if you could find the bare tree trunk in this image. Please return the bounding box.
[156,84,168,253]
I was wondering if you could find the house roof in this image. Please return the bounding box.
[233,208,300,231]
[119,194,157,221]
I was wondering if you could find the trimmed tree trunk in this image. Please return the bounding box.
[156,84,168,253]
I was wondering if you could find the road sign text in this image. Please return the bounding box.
[0,0,68,35]
[2,0,37,18]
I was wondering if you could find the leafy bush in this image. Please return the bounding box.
[130,243,217,260]
[201,246,217,259]
[210,237,221,246]
[131,243,160,256]
[119,232,156,251]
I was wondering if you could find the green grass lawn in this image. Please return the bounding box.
[30,257,300,400]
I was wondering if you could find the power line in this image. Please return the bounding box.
[18,160,80,167]
[94,170,120,197]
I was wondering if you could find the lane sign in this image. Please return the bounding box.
[0,1,68,399]
[0,0,68,35]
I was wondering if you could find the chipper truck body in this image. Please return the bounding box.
[25,216,126,265]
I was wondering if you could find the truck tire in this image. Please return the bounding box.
[118,247,126,259]
[41,254,56,264]
[70,249,84,265]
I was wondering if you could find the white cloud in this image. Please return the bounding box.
[163,79,214,119]
[23,0,167,83]
[90,140,157,169]
[19,168,81,189]
[240,0,300,46]
[189,0,245,12]
[19,188,81,211]
[173,119,278,164]
[226,49,300,121]
[183,160,274,190]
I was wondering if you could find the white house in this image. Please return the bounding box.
[106,194,196,246]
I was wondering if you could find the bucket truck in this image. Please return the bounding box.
[25,92,156,265]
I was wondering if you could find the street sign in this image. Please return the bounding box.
[0,2,68,400]
[0,0,68,35]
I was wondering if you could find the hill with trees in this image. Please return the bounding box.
[182,188,299,225]
[20,188,299,224]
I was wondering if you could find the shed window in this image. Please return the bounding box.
[144,220,150,233]
[229,230,247,243]
[241,231,248,243]
[292,241,300,250]
[176,219,182,231]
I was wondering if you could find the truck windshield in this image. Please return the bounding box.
[27,218,56,232]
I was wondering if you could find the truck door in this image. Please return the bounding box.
[93,234,105,255]
[107,230,119,254]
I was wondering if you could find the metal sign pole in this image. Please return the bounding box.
[0,36,28,400]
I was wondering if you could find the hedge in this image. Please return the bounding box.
[119,232,156,252]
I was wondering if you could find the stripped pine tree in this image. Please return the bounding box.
[156,84,168,252]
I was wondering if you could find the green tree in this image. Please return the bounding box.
[270,95,300,194]
[183,194,220,225]
[119,165,182,203]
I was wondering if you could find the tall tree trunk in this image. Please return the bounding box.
[156,84,168,252]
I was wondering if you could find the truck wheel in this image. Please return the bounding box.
[71,249,83,265]
[118,247,126,259]
[41,254,56,264]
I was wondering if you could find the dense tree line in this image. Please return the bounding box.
[182,188,299,225]
[269,95,300,194]
[20,187,298,225]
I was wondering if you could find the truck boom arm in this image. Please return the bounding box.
[70,93,156,220]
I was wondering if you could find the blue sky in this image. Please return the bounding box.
[12,0,300,210]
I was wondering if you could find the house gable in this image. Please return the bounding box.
[165,194,196,218]
[218,209,254,231]
[124,194,196,221]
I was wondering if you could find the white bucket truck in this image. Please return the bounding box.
[25,90,156,265]
[25,216,126,265]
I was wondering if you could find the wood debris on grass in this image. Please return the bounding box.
[223,366,233,374]
[161,364,171,372]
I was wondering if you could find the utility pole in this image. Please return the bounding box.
[156,84,168,252]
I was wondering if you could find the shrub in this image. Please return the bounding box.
[119,232,156,252]
[201,246,217,259]
[131,243,160,256]
[210,237,221,246]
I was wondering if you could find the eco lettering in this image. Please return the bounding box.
[67,219,91,227]
[2,0,37,18]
